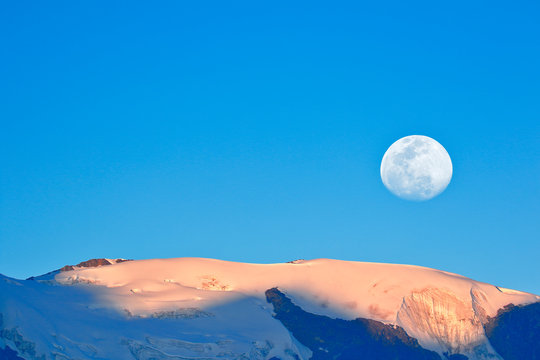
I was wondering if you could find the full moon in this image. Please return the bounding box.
[380,135,452,201]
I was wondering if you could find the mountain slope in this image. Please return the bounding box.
[265,287,442,360]
[1,258,538,360]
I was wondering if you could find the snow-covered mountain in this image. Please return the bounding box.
[1,258,538,360]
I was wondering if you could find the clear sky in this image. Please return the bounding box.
[1,1,539,294]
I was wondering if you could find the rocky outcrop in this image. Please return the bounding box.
[265,287,445,360]
[0,314,45,360]
[59,258,131,272]
[484,302,540,360]
[27,258,132,281]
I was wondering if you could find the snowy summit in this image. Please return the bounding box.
[1,257,539,360]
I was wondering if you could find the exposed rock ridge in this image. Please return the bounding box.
[60,258,131,272]
[26,258,132,282]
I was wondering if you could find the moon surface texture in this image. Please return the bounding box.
[380,135,452,201]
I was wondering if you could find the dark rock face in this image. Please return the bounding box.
[265,288,447,360]
[0,346,25,360]
[484,302,540,360]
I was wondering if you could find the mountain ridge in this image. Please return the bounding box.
[1,257,538,360]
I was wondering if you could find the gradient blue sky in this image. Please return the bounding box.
[1,1,539,294]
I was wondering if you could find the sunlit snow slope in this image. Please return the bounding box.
[1,258,538,360]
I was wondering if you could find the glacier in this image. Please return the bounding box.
[1,257,538,359]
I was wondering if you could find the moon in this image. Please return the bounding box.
[380,135,452,201]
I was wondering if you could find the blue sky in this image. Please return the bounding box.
[1,1,539,294]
